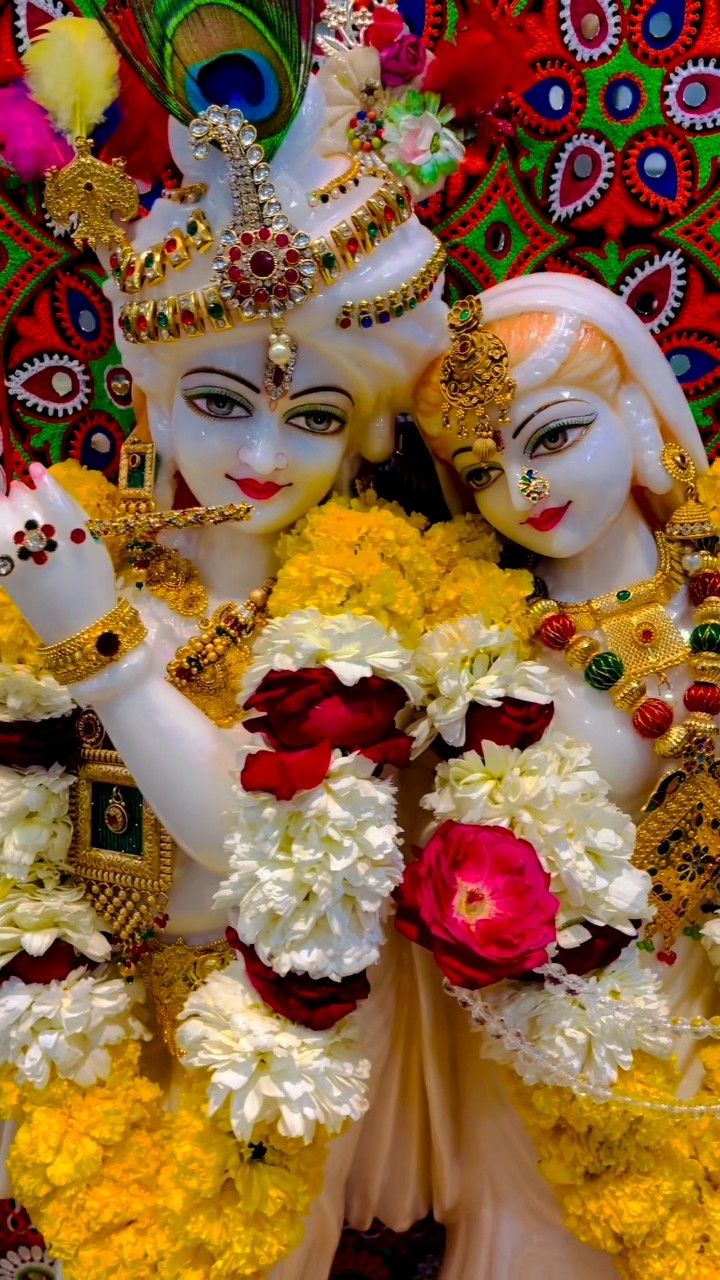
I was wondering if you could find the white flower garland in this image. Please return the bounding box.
[239,608,422,703]
[409,616,678,1092]
[217,749,403,980]
[410,617,554,754]
[0,965,150,1089]
[178,960,371,1142]
[425,734,653,945]
[0,762,73,883]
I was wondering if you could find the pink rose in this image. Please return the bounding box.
[380,34,429,87]
[395,820,558,988]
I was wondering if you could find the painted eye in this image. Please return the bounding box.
[628,0,701,63]
[184,388,251,419]
[63,410,127,478]
[559,0,621,61]
[619,249,686,332]
[522,66,585,135]
[623,130,692,214]
[548,133,614,221]
[285,407,347,435]
[462,465,503,492]
[665,59,720,131]
[662,340,720,391]
[6,354,90,417]
[53,271,113,360]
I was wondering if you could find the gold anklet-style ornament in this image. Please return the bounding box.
[335,242,446,331]
[109,209,214,294]
[439,295,517,462]
[38,598,147,685]
[166,580,275,728]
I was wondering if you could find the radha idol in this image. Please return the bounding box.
[407,274,720,1278]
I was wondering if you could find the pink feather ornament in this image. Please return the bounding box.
[0,81,73,181]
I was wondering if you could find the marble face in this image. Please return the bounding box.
[449,384,634,560]
[169,334,357,535]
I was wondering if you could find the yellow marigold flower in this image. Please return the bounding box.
[0,591,42,669]
[698,461,720,530]
[423,512,501,568]
[0,1065,21,1118]
[50,459,125,567]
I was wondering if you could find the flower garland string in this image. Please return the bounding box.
[0,485,508,1278]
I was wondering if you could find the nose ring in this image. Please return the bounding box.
[518,468,550,504]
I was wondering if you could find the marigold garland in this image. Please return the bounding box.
[2,1041,329,1280]
[508,1048,720,1278]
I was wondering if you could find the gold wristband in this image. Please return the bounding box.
[38,598,148,685]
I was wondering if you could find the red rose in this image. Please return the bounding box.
[244,667,410,763]
[463,697,554,754]
[367,5,406,50]
[227,929,370,1030]
[380,33,429,87]
[1,939,87,985]
[240,741,333,801]
[557,923,639,978]
[0,714,77,770]
[395,820,558,989]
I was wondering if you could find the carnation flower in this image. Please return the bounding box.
[177,960,371,1142]
[0,882,110,967]
[0,967,150,1089]
[0,763,73,882]
[411,618,553,752]
[240,609,421,703]
[475,949,672,1088]
[0,664,72,723]
[425,732,652,942]
[216,751,403,980]
[701,917,720,972]
[383,90,464,197]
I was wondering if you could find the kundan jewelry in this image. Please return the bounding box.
[531,445,720,947]
[109,209,213,292]
[439,295,517,462]
[518,468,550,504]
[13,519,58,564]
[336,242,445,330]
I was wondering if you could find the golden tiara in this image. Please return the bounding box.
[115,105,413,346]
[440,296,517,461]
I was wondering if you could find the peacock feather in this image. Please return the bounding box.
[74,0,315,160]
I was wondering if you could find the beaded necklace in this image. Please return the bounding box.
[529,446,720,951]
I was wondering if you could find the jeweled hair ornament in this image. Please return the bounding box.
[440,295,517,462]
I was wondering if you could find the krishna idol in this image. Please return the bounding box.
[0,3,462,1278]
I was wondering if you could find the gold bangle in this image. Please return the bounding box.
[38,598,148,685]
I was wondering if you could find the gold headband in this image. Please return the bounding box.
[440,296,517,461]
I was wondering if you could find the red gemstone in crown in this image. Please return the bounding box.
[215,226,315,320]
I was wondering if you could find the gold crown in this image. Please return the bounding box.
[440,296,516,462]
[112,105,413,348]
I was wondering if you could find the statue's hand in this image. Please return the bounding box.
[0,464,118,644]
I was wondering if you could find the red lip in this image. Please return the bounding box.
[525,501,571,533]
[226,475,291,500]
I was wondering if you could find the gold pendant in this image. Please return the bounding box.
[45,137,138,249]
[633,719,720,945]
[601,602,688,684]
[141,937,234,1056]
[69,712,173,949]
